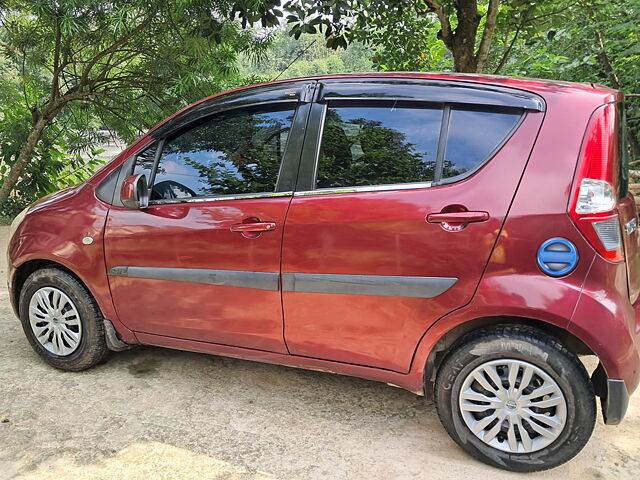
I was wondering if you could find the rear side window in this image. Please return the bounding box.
[443,108,521,179]
[315,103,522,189]
[151,106,294,200]
[316,105,442,189]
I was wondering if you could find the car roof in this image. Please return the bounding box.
[279,72,608,92]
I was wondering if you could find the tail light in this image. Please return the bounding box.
[569,103,623,262]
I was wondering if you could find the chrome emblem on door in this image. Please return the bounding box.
[625,218,638,235]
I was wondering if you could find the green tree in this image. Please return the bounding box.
[284,0,638,160]
[239,29,374,80]
[0,0,284,207]
[491,0,639,160]
[285,0,502,73]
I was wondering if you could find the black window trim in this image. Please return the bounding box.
[100,78,538,205]
[122,101,308,206]
[147,138,165,190]
[316,78,546,112]
[150,81,316,139]
[296,98,527,196]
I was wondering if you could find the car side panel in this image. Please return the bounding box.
[281,111,545,372]
[406,84,634,391]
[7,184,138,344]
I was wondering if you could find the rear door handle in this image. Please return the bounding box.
[426,211,490,223]
[230,222,276,233]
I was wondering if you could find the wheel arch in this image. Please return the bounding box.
[422,315,596,399]
[12,259,95,317]
[12,258,138,347]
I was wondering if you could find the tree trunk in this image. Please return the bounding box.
[475,0,501,72]
[450,0,481,73]
[452,45,478,72]
[0,116,49,205]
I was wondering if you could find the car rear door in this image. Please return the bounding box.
[281,79,546,372]
[104,82,313,353]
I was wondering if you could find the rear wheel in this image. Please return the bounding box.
[19,267,110,371]
[435,324,596,472]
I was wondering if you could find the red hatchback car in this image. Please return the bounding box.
[6,73,640,471]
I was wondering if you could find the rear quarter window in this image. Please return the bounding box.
[442,108,522,180]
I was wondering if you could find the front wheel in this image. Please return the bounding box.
[435,324,596,472]
[19,267,110,371]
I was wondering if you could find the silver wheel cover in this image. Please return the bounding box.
[29,287,82,356]
[458,359,567,453]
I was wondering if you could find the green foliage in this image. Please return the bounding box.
[283,1,452,70]
[0,62,105,217]
[490,0,639,160]
[239,29,374,80]
[1,0,639,220]
[283,1,505,72]
[0,0,287,211]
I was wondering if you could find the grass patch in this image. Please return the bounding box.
[0,215,12,225]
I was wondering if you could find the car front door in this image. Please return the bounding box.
[281,79,545,371]
[104,83,312,353]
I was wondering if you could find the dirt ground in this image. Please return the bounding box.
[0,224,638,480]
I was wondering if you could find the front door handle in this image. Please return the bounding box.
[230,222,276,233]
[426,211,490,224]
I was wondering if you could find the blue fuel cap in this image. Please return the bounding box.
[537,238,579,277]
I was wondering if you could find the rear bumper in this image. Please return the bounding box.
[569,254,640,424]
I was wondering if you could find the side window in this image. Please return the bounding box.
[151,106,294,200]
[132,144,158,183]
[443,108,521,179]
[316,105,442,189]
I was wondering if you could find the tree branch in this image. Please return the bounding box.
[51,15,62,101]
[78,14,154,89]
[493,14,525,74]
[423,0,453,48]
[82,98,152,129]
[595,29,620,89]
[475,0,501,72]
[0,40,23,58]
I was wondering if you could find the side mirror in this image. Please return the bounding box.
[120,174,149,209]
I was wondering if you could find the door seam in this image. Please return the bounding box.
[279,82,317,354]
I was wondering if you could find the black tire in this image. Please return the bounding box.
[434,324,596,472]
[19,267,110,371]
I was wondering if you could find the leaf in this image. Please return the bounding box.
[302,24,317,34]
